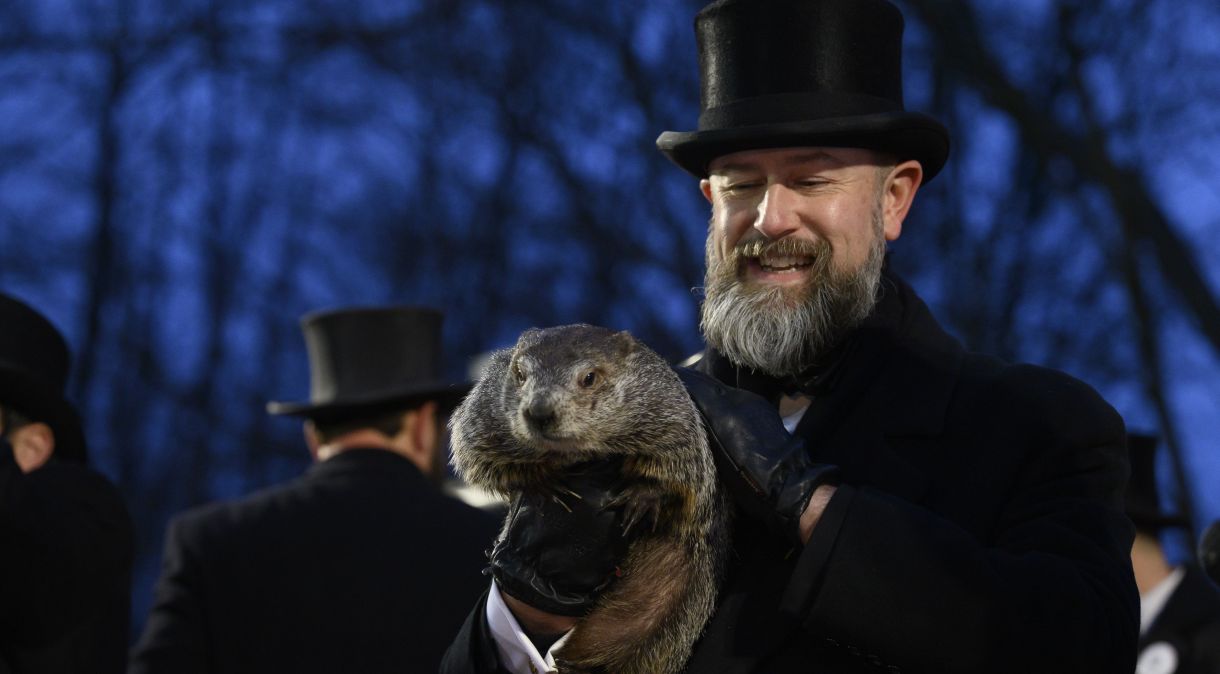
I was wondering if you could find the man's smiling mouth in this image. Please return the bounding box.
[755,253,814,273]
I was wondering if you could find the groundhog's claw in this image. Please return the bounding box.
[558,485,582,500]
[551,494,574,513]
[608,483,667,537]
[531,482,584,513]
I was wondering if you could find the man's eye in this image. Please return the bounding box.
[724,181,761,193]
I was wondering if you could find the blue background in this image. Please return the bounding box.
[0,0,1216,640]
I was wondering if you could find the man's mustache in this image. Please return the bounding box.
[726,236,828,267]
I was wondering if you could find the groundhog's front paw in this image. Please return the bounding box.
[607,481,672,537]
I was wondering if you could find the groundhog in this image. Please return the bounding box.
[450,324,727,674]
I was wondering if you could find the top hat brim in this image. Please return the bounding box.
[0,366,88,463]
[1128,506,1190,532]
[656,111,950,182]
[266,380,473,421]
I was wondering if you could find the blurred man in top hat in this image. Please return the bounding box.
[0,293,133,674]
[442,0,1138,672]
[1126,434,1220,674]
[129,306,500,674]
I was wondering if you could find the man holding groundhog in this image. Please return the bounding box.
[443,0,1139,672]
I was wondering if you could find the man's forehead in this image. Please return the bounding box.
[707,146,875,175]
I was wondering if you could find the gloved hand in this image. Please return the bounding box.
[675,366,839,544]
[488,459,633,617]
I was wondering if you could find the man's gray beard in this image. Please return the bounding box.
[699,212,886,378]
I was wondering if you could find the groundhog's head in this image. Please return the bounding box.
[503,324,647,455]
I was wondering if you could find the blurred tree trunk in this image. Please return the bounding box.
[74,39,126,409]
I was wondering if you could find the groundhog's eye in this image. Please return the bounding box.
[580,370,597,388]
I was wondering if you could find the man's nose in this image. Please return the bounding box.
[754,184,800,240]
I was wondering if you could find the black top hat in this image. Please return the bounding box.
[0,294,87,463]
[1126,433,1189,532]
[656,0,950,181]
[267,306,470,422]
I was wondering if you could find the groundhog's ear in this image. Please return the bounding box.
[516,328,542,351]
[612,330,638,358]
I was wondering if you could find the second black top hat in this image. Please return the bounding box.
[267,306,469,421]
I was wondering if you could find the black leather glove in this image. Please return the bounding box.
[487,459,633,617]
[675,366,839,544]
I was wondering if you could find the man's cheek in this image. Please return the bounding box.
[718,222,744,260]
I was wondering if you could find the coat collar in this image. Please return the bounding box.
[866,271,964,438]
[306,447,426,482]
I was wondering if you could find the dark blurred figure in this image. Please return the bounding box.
[1127,433,1220,674]
[0,294,134,674]
[129,307,500,674]
[1201,520,1220,587]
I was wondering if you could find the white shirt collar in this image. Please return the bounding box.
[486,581,572,674]
[1139,566,1185,634]
[779,394,812,433]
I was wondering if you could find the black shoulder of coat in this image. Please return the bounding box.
[25,460,134,534]
[955,354,1126,442]
[165,458,500,552]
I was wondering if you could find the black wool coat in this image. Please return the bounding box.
[130,448,501,674]
[1137,565,1220,674]
[442,271,1139,674]
[0,447,133,674]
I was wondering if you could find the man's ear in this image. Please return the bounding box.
[700,178,714,204]
[880,159,923,242]
[10,422,55,473]
[408,402,439,472]
[303,421,322,461]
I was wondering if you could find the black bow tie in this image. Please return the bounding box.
[704,336,859,405]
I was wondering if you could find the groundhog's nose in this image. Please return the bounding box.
[524,401,556,430]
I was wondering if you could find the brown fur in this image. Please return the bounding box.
[450,324,728,674]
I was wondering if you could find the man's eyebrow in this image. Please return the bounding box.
[710,150,845,176]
